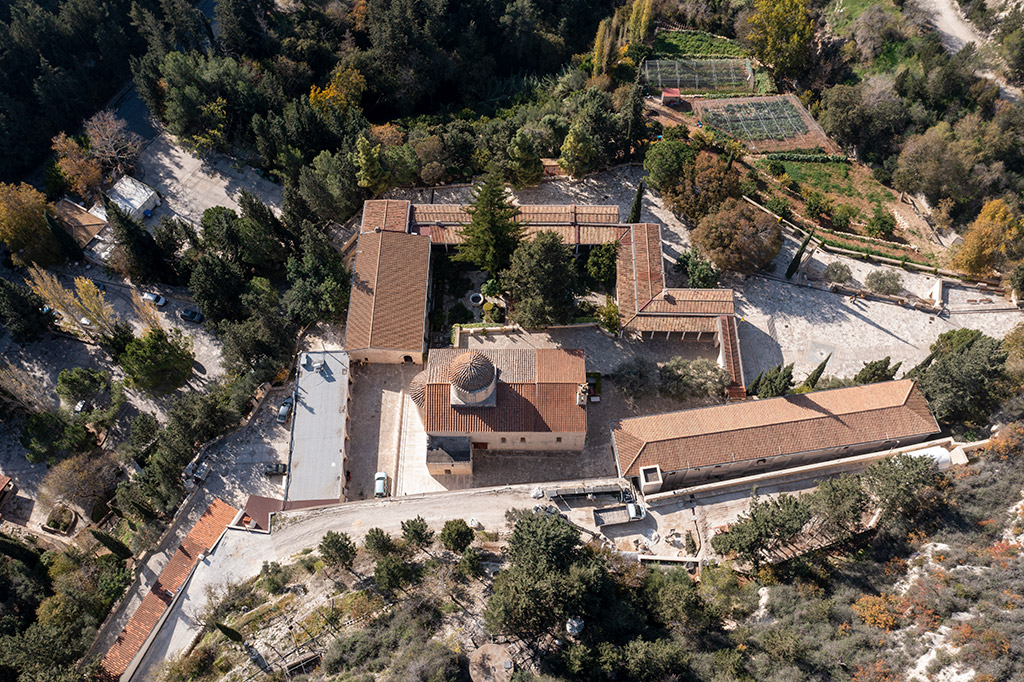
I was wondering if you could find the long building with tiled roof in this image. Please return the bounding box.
[610,380,940,492]
[100,499,238,680]
[345,228,432,364]
[409,348,588,473]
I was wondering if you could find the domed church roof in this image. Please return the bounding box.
[448,351,495,393]
[408,370,428,408]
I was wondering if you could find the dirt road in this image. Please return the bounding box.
[915,0,1022,100]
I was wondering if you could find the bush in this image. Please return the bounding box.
[374,555,414,594]
[865,205,896,239]
[658,357,729,401]
[804,190,833,218]
[440,519,474,553]
[447,302,473,326]
[364,528,396,559]
[458,547,483,578]
[675,249,719,288]
[823,261,852,283]
[1010,263,1024,296]
[865,269,902,295]
[766,159,786,176]
[766,195,792,220]
[259,561,288,593]
[832,204,857,230]
[614,356,658,401]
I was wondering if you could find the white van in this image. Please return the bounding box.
[374,472,388,498]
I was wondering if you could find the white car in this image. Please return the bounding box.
[143,292,167,306]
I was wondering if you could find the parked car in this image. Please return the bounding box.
[276,396,294,424]
[264,463,288,476]
[179,309,204,323]
[142,292,166,306]
[374,472,389,498]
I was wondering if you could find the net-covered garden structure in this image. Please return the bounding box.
[643,58,754,94]
[693,95,840,153]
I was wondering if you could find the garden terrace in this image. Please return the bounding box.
[694,95,840,153]
[643,58,754,94]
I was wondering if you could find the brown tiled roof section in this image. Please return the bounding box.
[55,198,107,247]
[409,204,624,245]
[611,380,939,477]
[719,315,746,400]
[426,348,537,384]
[360,200,410,233]
[101,499,237,679]
[345,231,431,352]
[536,348,585,383]
[641,289,735,315]
[410,204,470,225]
[423,348,585,434]
[626,316,719,333]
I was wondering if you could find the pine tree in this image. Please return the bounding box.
[802,354,830,390]
[0,279,51,345]
[103,195,167,283]
[628,180,644,223]
[352,136,389,194]
[453,169,524,277]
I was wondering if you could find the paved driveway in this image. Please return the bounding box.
[135,134,283,227]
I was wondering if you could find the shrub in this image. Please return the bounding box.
[865,205,896,239]
[401,517,434,551]
[823,261,852,283]
[766,195,792,220]
[374,554,414,594]
[259,561,288,594]
[832,204,857,230]
[658,357,729,401]
[364,528,396,559]
[804,190,833,219]
[766,159,786,176]
[865,269,902,295]
[675,249,719,288]
[440,519,474,553]
[458,547,483,578]
[614,356,658,401]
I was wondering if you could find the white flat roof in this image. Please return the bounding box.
[286,350,350,502]
[108,175,156,211]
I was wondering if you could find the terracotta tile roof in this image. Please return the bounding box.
[719,315,746,399]
[642,289,735,315]
[101,499,237,679]
[423,348,586,434]
[409,204,624,245]
[55,198,107,247]
[345,230,431,353]
[610,380,939,477]
[360,200,410,233]
[616,224,736,332]
[625,316,720,333]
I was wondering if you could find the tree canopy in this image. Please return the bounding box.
[693,199,782,274]
[454,170,524,278]
[503,231,586,328]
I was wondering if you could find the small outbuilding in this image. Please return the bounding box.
[104,175,160,221]
[660,87,681,105]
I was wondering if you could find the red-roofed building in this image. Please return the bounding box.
[611,380,940,493]
[100,499,238,680]
[409,348,588,474]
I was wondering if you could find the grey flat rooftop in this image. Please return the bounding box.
[286,350,350,502]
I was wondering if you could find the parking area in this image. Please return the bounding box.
[135,133,283,227]
[346,363,421,501]
[200,392,293,510]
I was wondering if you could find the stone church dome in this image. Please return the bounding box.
[448,351,495,393]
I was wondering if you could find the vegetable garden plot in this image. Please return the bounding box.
[643,58,754,93]
[693,95,841,153]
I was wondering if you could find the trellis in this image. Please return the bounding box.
[643,58,754,93]
[701,98,809,151]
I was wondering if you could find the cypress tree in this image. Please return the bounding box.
[628,180,644,223]
[802,353,830,390]
[453,169,524,277]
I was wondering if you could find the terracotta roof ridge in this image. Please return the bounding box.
[618,379,920,442]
